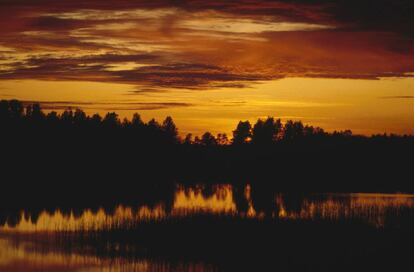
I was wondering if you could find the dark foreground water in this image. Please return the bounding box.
[1,184,414,272]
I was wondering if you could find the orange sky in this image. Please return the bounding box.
[0,0,413,136]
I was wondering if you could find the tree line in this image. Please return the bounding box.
[1,99,414,193]
[2,99,406,146]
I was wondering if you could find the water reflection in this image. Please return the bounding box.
[173,185,236,215]
[276,193,414,227]
[1,205,165,232]
[2,185,414,232]
[0,236,217,272]
[1,184,414,272]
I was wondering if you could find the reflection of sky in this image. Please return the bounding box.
[1,184,414,271]
[2,185,414,233]
[1,1,414,135]
[0,237,215,272]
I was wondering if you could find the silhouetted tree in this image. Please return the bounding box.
[303,125,325,138]
[131,113,143,128]
[61,109,74,124]
[9,99,23,119]
[0,100,10,125]
[217,133,229,145]
[32,104,44,120]
[74,109,87,126]
[147,118,161,130]
[232,121,251,144]
[102,112,120,128]
[90,113,102,127]
[184,133,193,145]
[252,117,282,144]
[283,120,304,141]
[162,116,178,143]
[122,117,131,128]
[25,104,32,118]
[194,135,201,145]
[46,111,59,124]
[332,130,353,138]
[200,132,217,146]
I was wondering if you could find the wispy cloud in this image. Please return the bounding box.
[20,100,193,111]
[0,0,414,90]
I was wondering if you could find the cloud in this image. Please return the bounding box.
[324,0,414,35]
[0,0,414,90]
[0,53,267,89]
[20,100,193,111]
[1,1,413,34]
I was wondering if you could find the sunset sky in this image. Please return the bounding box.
[0,0,413,136]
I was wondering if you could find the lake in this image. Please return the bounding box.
[1,184,413,271]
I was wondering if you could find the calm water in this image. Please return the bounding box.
[1,184,414,272]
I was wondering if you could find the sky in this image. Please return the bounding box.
[0,0,413,136]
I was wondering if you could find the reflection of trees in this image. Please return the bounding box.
[279,193,306,214]
[0,184,177,226]
[232,184,249,214]
[249,185,278,216]
[1,98,414,215]
[4,213,21,227]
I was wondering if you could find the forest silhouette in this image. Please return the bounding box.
[1,99,413,197]
[1,100,414,272]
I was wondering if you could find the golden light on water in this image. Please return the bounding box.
[2,185,414,233]
[173,185,237,214]
[244,184,259,218]
[0,238,149,272]
[1,186,414,272]
[275,193,414,227]
[0,238,213,272]
[0,205,165,232]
